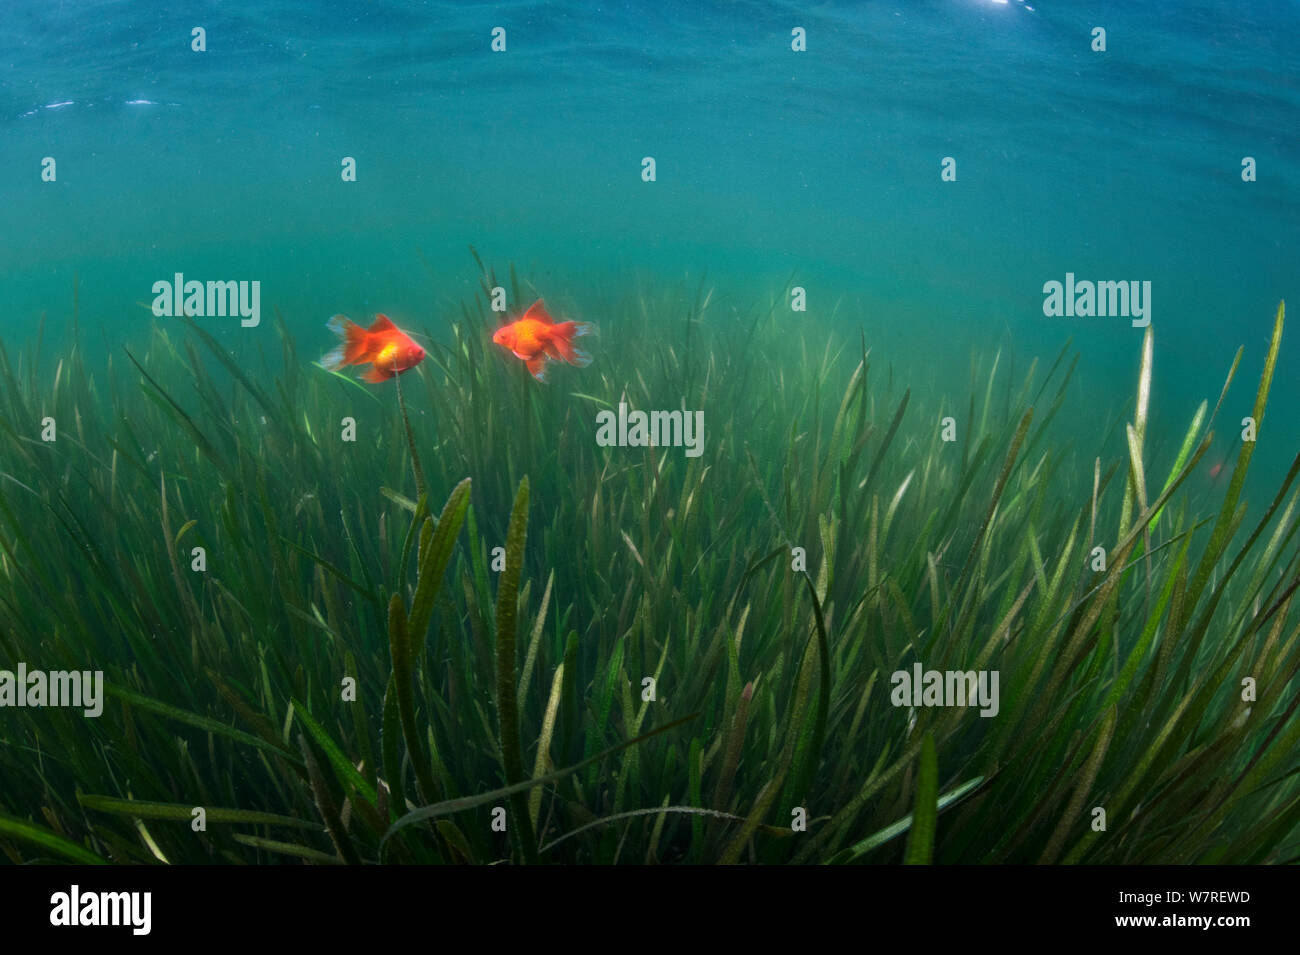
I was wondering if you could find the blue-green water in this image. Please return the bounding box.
[3,0,1298,481]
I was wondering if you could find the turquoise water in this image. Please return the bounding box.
[3,0,1298,481]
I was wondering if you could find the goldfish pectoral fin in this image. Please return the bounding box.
[526,356,550,382]
[362,366,395,383]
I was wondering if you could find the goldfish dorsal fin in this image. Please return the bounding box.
[522,299,553,325]
[369,314,398,333]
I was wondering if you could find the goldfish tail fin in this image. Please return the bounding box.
[320,345,347,371]
[549,321,595,367]
[324,314,369,368]
[526,355,551,382]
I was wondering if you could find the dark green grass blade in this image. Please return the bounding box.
[105,683,301,764]
[388,592,438,803]
[299,733,364,864]
[829,776,984,864]
[78,795,317,829]
[407,478,472,644]
[381,713,699,846]
[0,812,108,864]
[495,476,538,863]
[903,734,939,865]
[231,834,342,864]
[292,698,381,808]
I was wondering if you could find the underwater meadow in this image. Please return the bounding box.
[0,265,1297,864]
[2,2,1300,868]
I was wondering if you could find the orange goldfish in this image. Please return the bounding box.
[322,314,426,383]
[492,299,594,382]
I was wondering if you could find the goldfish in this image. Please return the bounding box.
[492,299,594,382]
[322,314,426,383]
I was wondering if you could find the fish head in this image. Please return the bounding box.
[492,324,513,348]
[402,341,426,369]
